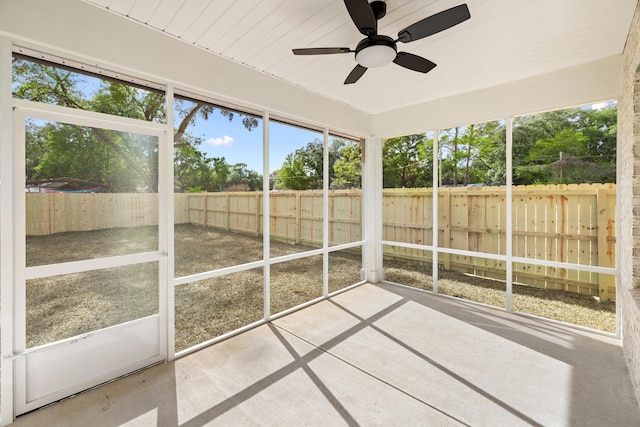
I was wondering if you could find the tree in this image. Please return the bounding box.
[438,122,503,186]
[15,59,164,191]
[273,138,364,190]
[433,106,616,187]
[173,97,261,192]
[513,106,616,184]
[439,127,462,186]
[174,134,215,192]
[25,121,49,182]
[210,157,230,192]
[332,141,362,189]
[13,58,89,108]
[227,163,263,191]
[14,57,263,193]
[274,138,325,190]
[383,134,432,188]
[274,154,313,190]
[31,123,157,192]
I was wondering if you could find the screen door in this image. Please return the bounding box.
[12,104,169,415]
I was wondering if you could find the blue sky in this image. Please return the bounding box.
[192,111,322,174]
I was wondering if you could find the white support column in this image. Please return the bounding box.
[506,117,513,311]
[263,112,271,320]
[432,130,439,294]
[323,128,329,297]
[165,84,175,361]
[363,136,383,283]
[0,37,15,426]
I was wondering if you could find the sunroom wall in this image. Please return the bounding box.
[1,0,635,403]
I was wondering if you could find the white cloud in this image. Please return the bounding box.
[591,102,614,110]
[206,135,234,146]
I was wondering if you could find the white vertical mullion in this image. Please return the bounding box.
[323,128,329,297]
[0,37,15,426]
[506,117,513,311]
[376,138,383,282]
[12,108,26,420]
[432,130,439,294]
[263,112,271,320]
[165,85,175,360]
[614,104,623,339]
[363,136,382,283]
[359,139,366,282]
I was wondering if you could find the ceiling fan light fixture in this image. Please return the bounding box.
[355,44,396,68]
[354,35,397,68]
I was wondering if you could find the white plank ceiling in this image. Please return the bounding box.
[83,0,637,115]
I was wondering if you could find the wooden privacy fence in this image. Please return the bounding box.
[25,184,616,299]
[186,190,362,246]
[383,184,616,300]
[26,193,191,235]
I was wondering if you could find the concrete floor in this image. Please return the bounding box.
[11,282,640,426]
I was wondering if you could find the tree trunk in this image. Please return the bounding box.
[464,124,475,185]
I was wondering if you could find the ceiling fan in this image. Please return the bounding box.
[292,0,470,84]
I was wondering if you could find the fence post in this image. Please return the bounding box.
[203,194,208,228]
[225,193,231,231]
[295,192,301,244]
[255,193,260,236]
[442,188,451,270]
[596,188,613,301]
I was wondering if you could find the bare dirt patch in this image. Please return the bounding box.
[24,224,615,351]
[26,224,362,350]
[383,259,616,333]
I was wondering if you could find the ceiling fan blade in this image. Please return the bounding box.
[344,0,377,35]
[393,52,437,73]
[292,47,352,55]
[397,4,470,43]
[344,64,367,84]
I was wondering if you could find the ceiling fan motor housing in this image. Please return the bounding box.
[355,35,397,68]
[370,1,387,20]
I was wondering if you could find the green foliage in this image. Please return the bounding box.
[379,105,615,189]
[332,142,362,189]
[25,121,49,181]
[15,57,263,193]
[15,59,164,191]
[174,134,209,191]
[26,121,158,192]
[273,138,362,190]
[12,58,88,108]
[15,57,617,193]
[383,134,433,188]
[210,157,230,192]
[514,106,616,184]
[274,139,322,190]
[172,98,261,192]
[228,163,262,191]
[439,122,504,186]
[275,153,313,190]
